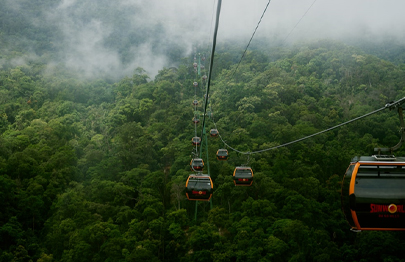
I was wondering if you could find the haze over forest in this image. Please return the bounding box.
[2,0,405,79]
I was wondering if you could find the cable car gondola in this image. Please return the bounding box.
[192,117,200,124]
[341,155,405,231]
[193,100,198,106]
[192,137,201,146]
[185,175,213,201]
[216,149,228,160]
[341,105,405,231]
[210,129,219,137]
[202,75,207,81]
[233,166,253,186]
[190,158,204,171]
[193,82,198,87]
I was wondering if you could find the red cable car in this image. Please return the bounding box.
[233,166,253,186]
[341,155,405,231]
[190,158,204,171]
[216,149,228,161]
[191,137,201,146]
[192,117,200,124]
[210,129,219,137]
[185,175,213,201]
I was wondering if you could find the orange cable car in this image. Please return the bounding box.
[192,117,200,124]
[185,175,213,201]
[341,155,405,231]
[210,129,219,137]
[191,137,201,146]
[233,166,253,186]
[190,158,204,171]
[216,149,228,161]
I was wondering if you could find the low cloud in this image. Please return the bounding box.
[3,0,405,80]
[62,20,122,78]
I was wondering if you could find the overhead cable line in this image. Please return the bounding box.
[200,0,222,157]
[228,0,272,80]
[208,0,217,47]
[211,97,405,155]
[281,0,317,45]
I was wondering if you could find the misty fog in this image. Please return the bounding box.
[2,0,405,79]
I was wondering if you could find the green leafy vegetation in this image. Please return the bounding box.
[1,7,405,260]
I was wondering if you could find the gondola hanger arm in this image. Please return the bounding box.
[385,97,405,110]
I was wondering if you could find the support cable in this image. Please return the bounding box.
[209,97,405,155]
[281,0,317,45]
[228,0,272,80]
[200,0,222,157]
[192,51,199,156]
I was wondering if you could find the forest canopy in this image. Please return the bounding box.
[1,1,405,261]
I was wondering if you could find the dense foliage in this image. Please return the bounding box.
[1,39,405,261]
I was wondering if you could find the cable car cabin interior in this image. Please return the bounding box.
[233,166,253,186]
[190,158,204,171]
[210,129,219,137]
[216,149,228,160]
[341,155,405,231]
[185,175,213,201]
[192,137,201,146]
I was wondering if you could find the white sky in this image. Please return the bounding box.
[8,0,405,78]
[172,0,405,44]
[62,0,405,77]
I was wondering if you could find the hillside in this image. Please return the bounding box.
[1,35,405,261]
